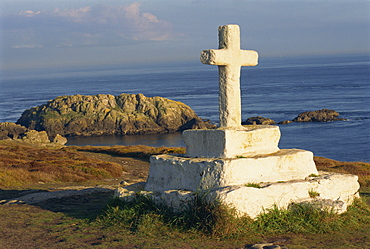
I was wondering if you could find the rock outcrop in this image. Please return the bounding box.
[242,116,276,125]
[0,122,28,140]
[17,93,215,138]
[292,109,347,122]
[0,122,67,145]
[245,109,347,125]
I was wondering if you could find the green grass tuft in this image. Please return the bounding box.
[94,193,370,238]
[308,189,320,198]
[95,194,254,238]
[254,202,341,234]
[245,183,263,188]
[308,173,320,177]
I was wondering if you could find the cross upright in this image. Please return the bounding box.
[201,24,258,128]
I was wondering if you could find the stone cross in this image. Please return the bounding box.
[201,24,258,128]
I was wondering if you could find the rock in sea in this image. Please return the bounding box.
[242,116,276,125]
[16,93,215,137]
[292,109,347,122]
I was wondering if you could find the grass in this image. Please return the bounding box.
[0,142,183,190]
[0,140,123,188]
[314,156,370,187]
[308,173,320,177]
[245,182,263,188]
[1,141,370,248]
[71,145,186,160]
[94,194,255,238]
[308,189,320,198]
[94,193,370,241]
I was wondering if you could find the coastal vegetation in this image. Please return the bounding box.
[0,141,123,188]
[0,141,369,248]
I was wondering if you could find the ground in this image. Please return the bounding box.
[0,141,369,248]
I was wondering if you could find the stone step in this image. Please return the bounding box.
[145,149,318,192]
[116,172,360,219]
[183,125,281,158]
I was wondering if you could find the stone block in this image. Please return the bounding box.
[182,125,280,158]
[145,149,317,192]
[117,172,360,219]
[207,172,360,218]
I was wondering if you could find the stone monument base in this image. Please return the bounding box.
[114,126,360,219]
[145,149,318,192]
[183,125,280,158]
[114,172,360,219]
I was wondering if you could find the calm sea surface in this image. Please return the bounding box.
[1,54,369,162]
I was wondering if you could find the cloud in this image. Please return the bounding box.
[51,7,91,23]
[11,44,43,49]
[18,10,41,17]
[2,3,174,49]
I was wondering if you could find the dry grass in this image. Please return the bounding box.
[1,140,368,190]
[0,141,123,188]
[71,145,186,159]
[73,146,370,188]
[0,141,369,248]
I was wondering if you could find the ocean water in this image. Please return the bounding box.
[0,54,369,162]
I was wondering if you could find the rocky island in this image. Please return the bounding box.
[16,93,215,138]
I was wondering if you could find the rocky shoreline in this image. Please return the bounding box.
[0,122,67,145]
[1,92,347,143]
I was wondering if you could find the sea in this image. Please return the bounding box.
[1,54,369,162]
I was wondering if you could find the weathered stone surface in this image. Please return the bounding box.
[0,122,67,145]
[292,109,347,122]
[200,24,258,128]
[53,134,68,145]
[0,122,28,139]
[17,93,215,137]
[145,149,318,192]
[206,172,359,218]
[183,125,280,158]
[115,182,152,202]
[21,130,50,144]
[245,243,278,249]
[118,172,359,219]
[242,116,276,125]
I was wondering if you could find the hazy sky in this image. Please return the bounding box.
[1,0,369,71]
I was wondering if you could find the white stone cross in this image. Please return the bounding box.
[201,24,258,128]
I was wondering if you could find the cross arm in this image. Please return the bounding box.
[201,49,228,65]
[240,50,258,66]
[200,49,258,66]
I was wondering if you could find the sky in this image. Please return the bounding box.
[1,0,369,72]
